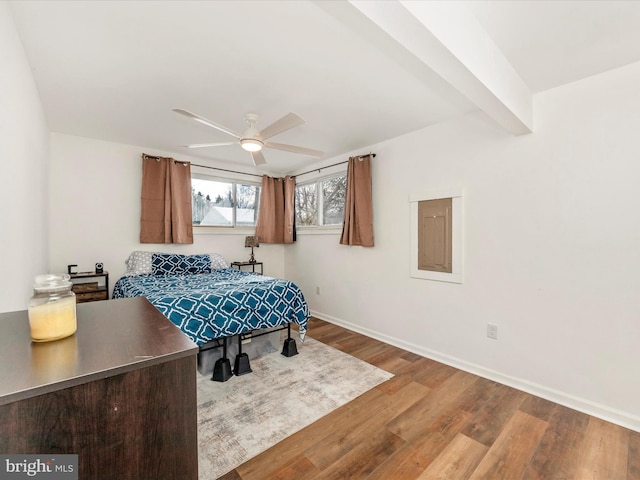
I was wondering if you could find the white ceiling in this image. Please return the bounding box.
[10,0,640,173]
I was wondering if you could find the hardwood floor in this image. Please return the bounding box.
[219,317,640,480]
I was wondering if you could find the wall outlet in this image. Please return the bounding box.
[316,286,320,295]
[487,323,498,340]
[241,333,252,345]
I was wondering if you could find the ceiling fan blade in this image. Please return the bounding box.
[258,113,305,140]
[264,141,324,158]
[184,142,238,149]
[172,109,240,139]
[251,150,267,166]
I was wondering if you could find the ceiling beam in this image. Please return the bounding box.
[318,0,533,135]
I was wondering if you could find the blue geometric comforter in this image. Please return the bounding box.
[112,268,309,346]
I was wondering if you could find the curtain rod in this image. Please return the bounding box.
[142,154,263,178]
[295,153,376,178]
[142,152,375,179]
[191,163,264,178]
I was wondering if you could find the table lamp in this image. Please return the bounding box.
[245,236,259,263]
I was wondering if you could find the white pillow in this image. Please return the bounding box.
[125,251,156,275]
[209,253,229,269]
[125,251,229,274]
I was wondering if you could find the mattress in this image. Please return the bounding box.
[112,268,309,346]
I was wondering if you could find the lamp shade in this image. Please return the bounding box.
[245,235,259,248]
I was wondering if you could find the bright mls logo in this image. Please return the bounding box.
[0,455,77,480]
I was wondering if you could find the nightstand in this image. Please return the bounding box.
[69,271,109,303]
[230,261,263,275]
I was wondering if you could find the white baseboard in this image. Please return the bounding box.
[309,309,640,433]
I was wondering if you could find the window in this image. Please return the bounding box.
[295,183,317,226]
[295,174,346,227]
[322,175,347,225]
[236,183,261,227]
[191,175,260,227]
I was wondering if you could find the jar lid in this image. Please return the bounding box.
[33,274,72,292]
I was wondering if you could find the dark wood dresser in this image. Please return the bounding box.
[0,297,199,480]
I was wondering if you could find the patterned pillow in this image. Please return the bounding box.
[125,251,156,275]
[209,253,229,270]
[151,253,212,275]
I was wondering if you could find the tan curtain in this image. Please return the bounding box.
[340,155,374,247]
[140,154,193,244]
[256,175,296,244]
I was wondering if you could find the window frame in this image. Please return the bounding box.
[295,171,347,232]
[191,172,261,231]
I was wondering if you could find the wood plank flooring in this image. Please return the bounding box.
[219,318,640,480]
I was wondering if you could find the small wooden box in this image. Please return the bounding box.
[72,282,99,293]
[75,291,108,302]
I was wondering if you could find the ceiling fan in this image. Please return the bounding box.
[173,109,324,166]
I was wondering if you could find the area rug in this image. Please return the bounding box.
[196,336,394,479]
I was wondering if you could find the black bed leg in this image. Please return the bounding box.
[233,334,252,376]
[281,323,298,357]
[212,337,233,382]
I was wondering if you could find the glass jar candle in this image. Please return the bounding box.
[28,274,77,342]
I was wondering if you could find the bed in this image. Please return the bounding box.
[112,252,309,380]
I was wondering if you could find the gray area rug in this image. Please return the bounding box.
[197,336,394,479]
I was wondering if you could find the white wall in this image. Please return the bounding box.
[285,61,640,431]
[0,2,50,313]
[8,0,640,430]
[48,134,285,292]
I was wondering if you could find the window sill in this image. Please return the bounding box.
[193,226,343,236]
[193,226,256,235]
[296,227,342,236]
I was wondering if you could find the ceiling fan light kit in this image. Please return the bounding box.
[173,108,323,166]
[240,138,263,152]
